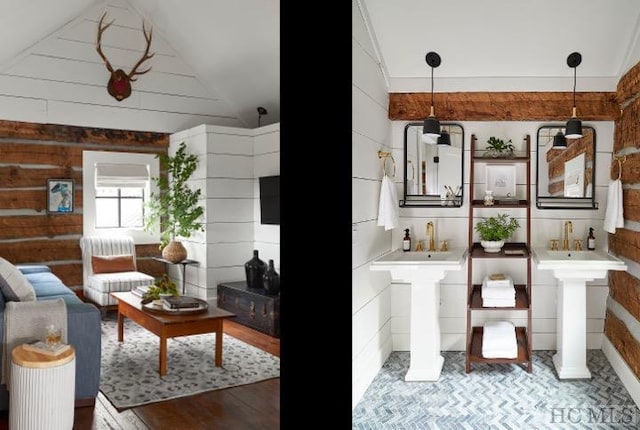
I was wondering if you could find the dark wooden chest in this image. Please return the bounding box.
[217,281,280,338]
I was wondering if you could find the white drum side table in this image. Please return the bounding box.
[10,344,76,430]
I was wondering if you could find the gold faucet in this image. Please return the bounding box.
[563,221,573,251]
[427,221,436,251]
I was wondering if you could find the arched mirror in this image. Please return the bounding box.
[536,125,598,209]
[400,122,464,207]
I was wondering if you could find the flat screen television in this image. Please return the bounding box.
[259,175,280,225]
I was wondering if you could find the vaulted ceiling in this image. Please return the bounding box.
[358,0,640,94]
[0,0,279,130]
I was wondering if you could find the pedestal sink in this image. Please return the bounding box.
[370,247,468,381]
[532,247,627,379]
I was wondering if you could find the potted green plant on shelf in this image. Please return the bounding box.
[474,213,520,253]
[144,141,204,263]
[484,136,515,158]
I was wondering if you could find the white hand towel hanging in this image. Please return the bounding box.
[604,178,624,234]
[377,174,399,231]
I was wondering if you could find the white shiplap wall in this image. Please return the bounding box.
[0,0,243,133]
[352,0,393,410]
[387,121,615,353]
[169,123,279,300]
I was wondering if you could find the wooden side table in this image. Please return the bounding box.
[152,257,198,294]
[10,344,76,430]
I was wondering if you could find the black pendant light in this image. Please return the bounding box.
[552,130,567,149]
[422,51,441,143]
[437,128,451,145]
[565,52,583,139]
[257,106,268,127]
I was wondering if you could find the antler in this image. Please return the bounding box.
[128,21,154,81]
[96,12,114,73]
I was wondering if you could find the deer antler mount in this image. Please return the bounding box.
[96,12,154,101]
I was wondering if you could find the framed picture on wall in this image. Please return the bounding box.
[47,179,74,213]
[485,164,516,199]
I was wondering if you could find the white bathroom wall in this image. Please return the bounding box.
[352,0,394,410]
[389,120,615,352]
[169,123,279,299]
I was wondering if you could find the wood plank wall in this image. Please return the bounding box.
[606,58,640,380]
[0,120,169,289]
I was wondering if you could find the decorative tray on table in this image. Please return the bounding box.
[141,296,209,315]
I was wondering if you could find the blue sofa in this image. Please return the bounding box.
[0,265,101,409]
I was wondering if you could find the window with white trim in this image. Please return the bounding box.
[83,151,159,244]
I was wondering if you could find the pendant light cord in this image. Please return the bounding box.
[572,67,576,108]
[430,66,434,108]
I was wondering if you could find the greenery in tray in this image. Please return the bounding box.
[484,136,515,157]
[143,274,179,300]
[474,213,520,241]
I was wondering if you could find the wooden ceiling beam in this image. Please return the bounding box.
[389,92,620,121]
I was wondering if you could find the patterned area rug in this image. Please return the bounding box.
[99,314,280,411]
[353,350,639,429]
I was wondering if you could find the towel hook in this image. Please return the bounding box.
[377,150,396,178]
[614,155,626,180]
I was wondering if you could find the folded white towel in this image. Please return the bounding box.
[482,348,518,359]
[485,278,512,287]
[482,289,515,301]
[377,174,399,231]
[484,274,513,287]
[482,321,517,359]
[482,280,515,300]
[483,298,516,307]
[484,320,516,334]
[604,179,624,234]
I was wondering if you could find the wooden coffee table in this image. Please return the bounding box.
[110,292,235,376]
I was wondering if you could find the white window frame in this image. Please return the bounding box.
[82,150,160,244]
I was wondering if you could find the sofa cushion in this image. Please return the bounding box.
[15,265,51,275]
[21,271,75,299]
[91,255,136,274]
[0,257,36,302]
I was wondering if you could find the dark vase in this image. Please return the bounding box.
[245,250,266,289]
[263,259,280,295]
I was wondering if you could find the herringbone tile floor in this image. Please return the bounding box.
[353,350,638,429]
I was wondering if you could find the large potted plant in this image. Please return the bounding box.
[144,141,204,262]
[474,213,520,253]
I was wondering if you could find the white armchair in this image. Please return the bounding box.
[79,236,154,315]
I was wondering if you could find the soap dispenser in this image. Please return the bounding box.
[587,227,596,250]
[403,229,411,252]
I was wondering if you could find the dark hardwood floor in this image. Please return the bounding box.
[0,318,280,430]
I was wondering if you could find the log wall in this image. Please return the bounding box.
[0,120,169,289]
[388,92,619,121]
[604,60,640,380]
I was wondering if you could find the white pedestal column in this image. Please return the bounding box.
[370,247,468,382]
[553,277,592,379]
[405,277,444,381]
